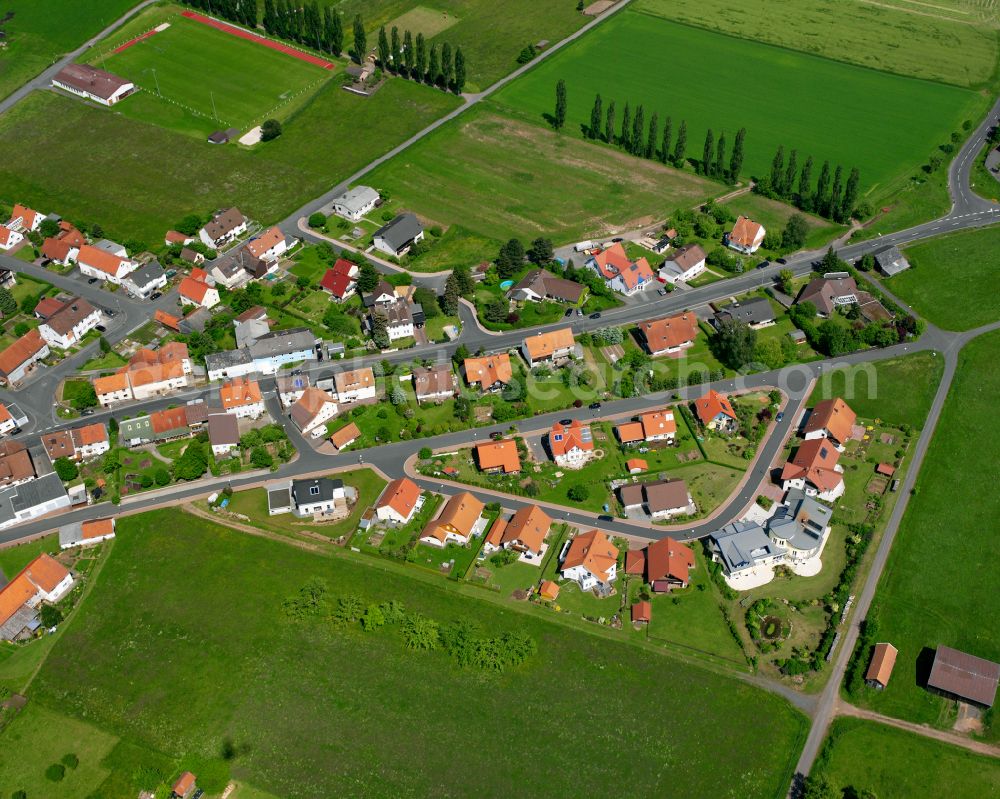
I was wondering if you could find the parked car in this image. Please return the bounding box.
[589,402,602,410]
[81,408,95,416]
[150,291,162,300]
[756,260,770,270]
[87,277,98,284]
[589,312,602,319]
[656,288,667,296]
[564,308,574,317]
[576,308,583,316]
[611,237,624,243]
[776,412,785,422]
[560,419,573,426]
[597,515,614,522]
[776,257,788,265]
[490,431,503,441]
[95,325,106,333]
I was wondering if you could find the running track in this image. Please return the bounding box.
[180,11,334,69]
[113,27,161,54]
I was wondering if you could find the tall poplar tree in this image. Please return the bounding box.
[660,116,672,164]
[352,14,366,64]
[604,101,616,144]
[769,146,785,191]
[728,127,746,183]
[702,129,714,176]
[452,47,466,93]
[589,94,603,140]
[554,79,567,130]
[673,120,687,166]
[646,113,658,160]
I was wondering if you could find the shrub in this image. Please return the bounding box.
[418,447,432,460]
[61,753,79,769]
[39,604,63,627]
[154,467,171,486]
[567,484,589,502]
[308,212,326,229]
[260,118,282,142]
[53,457,78,482]
[45,763,66,782]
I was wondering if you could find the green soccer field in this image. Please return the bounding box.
[95,13,330,135]
[493,11,983,205]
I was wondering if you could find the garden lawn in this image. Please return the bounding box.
[633,0,998,89]
[366,106,724,244]
[813,718,1000,798]
[0,704,120,799]
[225,468,387,540]
[849,332,1000,737]
[94,9,331,136]
[403,226,502,273]
[493,12,982,205]
[0,0,139,101]
[807,351,943,429]
[0,80,459,245]
[25,510,807,798]
[81,350,127,371]
[891,225,1000,330]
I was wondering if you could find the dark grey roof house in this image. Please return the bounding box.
[712,296,776,329]
[373,213,424,257]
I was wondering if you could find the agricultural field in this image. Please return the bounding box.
[890,225,1000,331]
[87,9,332,137]
[846,332,1000,738]
[0,0,139,101]
[633,0,999,89]
[18,510,809,798]
[0,79,458,245]
[807,351,944,430]
[493,11,982,205]
[321,0,588,90]
[367,106,724,250]
[813,718,1000,798]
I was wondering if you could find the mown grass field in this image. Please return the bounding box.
[807,351,944,430]
[93,11,330,136]
[633,0,999,88]
[814,718,1000,798]
[0,80,459,245]
[850,332,1000,737]
[493,11,982,203]
[366,106,724,244]
[320,0,587,90]
[22,509,808,798]
[0,0,139,101]
[891,225,1000,331]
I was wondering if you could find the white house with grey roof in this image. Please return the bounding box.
[205,328,317,381]
[373,213,424,257]
[767,488,832,563]
[331,186,380,221]
[123,260,168,299]
[0,473,70,530]
[712,296,776,330]
[291,477,346,517]
[709,520,786,587]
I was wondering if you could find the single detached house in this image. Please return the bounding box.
[0,227,23,251]
[508,268,585,304]
[726,216,766,254]
[694,390,738,433]
[463,354,512,392]
[420,491,486,547]
[587,243,655,295]
[412,364,457,403]
[219,377,265,419]
[77,244,136,284]
[638,313,699,356]
[0,553,74,641]
[333,367,376,404]
[475,439,521,474]
[659,243,707,284]
[200,208,247,249]
[616,408,676,446]
[60,517,116,549]
[0,329,50,385]
[484,505,551,559]
[803,397,856,449]
[560,529,619,591]
[245,225,289,264]
[331,185,380,221]
[624,536,696,591]
[178,274,220,309]
[6,204,43,232]
[123,260,168,299]
[619,479,694,520]
[375,477,422,525]
[291,477,347,517]
[289,387,339,437]
[320,258,359,301]
[780,438,845,501]
[712,297,776,330]
[548,419,594,468]
[373,213,424,257]
[709,519,786,582]
[521,327,576,366]
[38,297,102,349]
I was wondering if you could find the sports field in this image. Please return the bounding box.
[366,107,724,245]
[813,718,1000,798]
[322,0,587,90]
[0,80,458,246]
[0,0,139,101]
[493,12,982,202]
[12,509,808,798]
[850,332,1000,739]
[633,0,999,89]
[92,12,330,136]
[889,225,1000,331]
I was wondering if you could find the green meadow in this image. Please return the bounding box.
[848,332,1000,739]
[17,509,808,798]
[493,11,982,203]
[634,0,999,89]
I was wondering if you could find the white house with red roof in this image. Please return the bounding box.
[548,419,595,468]
[245,226,289,265]
[77,244,136,284]
[6,204,43,233]
[560,529,618,591]
[726,216,767,254]
[320,258,358,301]
[586,243,655,296]
[179,274,220,309]
[375,477,423,525]
[0,227,23,251]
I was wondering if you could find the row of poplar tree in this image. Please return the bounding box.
[376,25,466,94]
